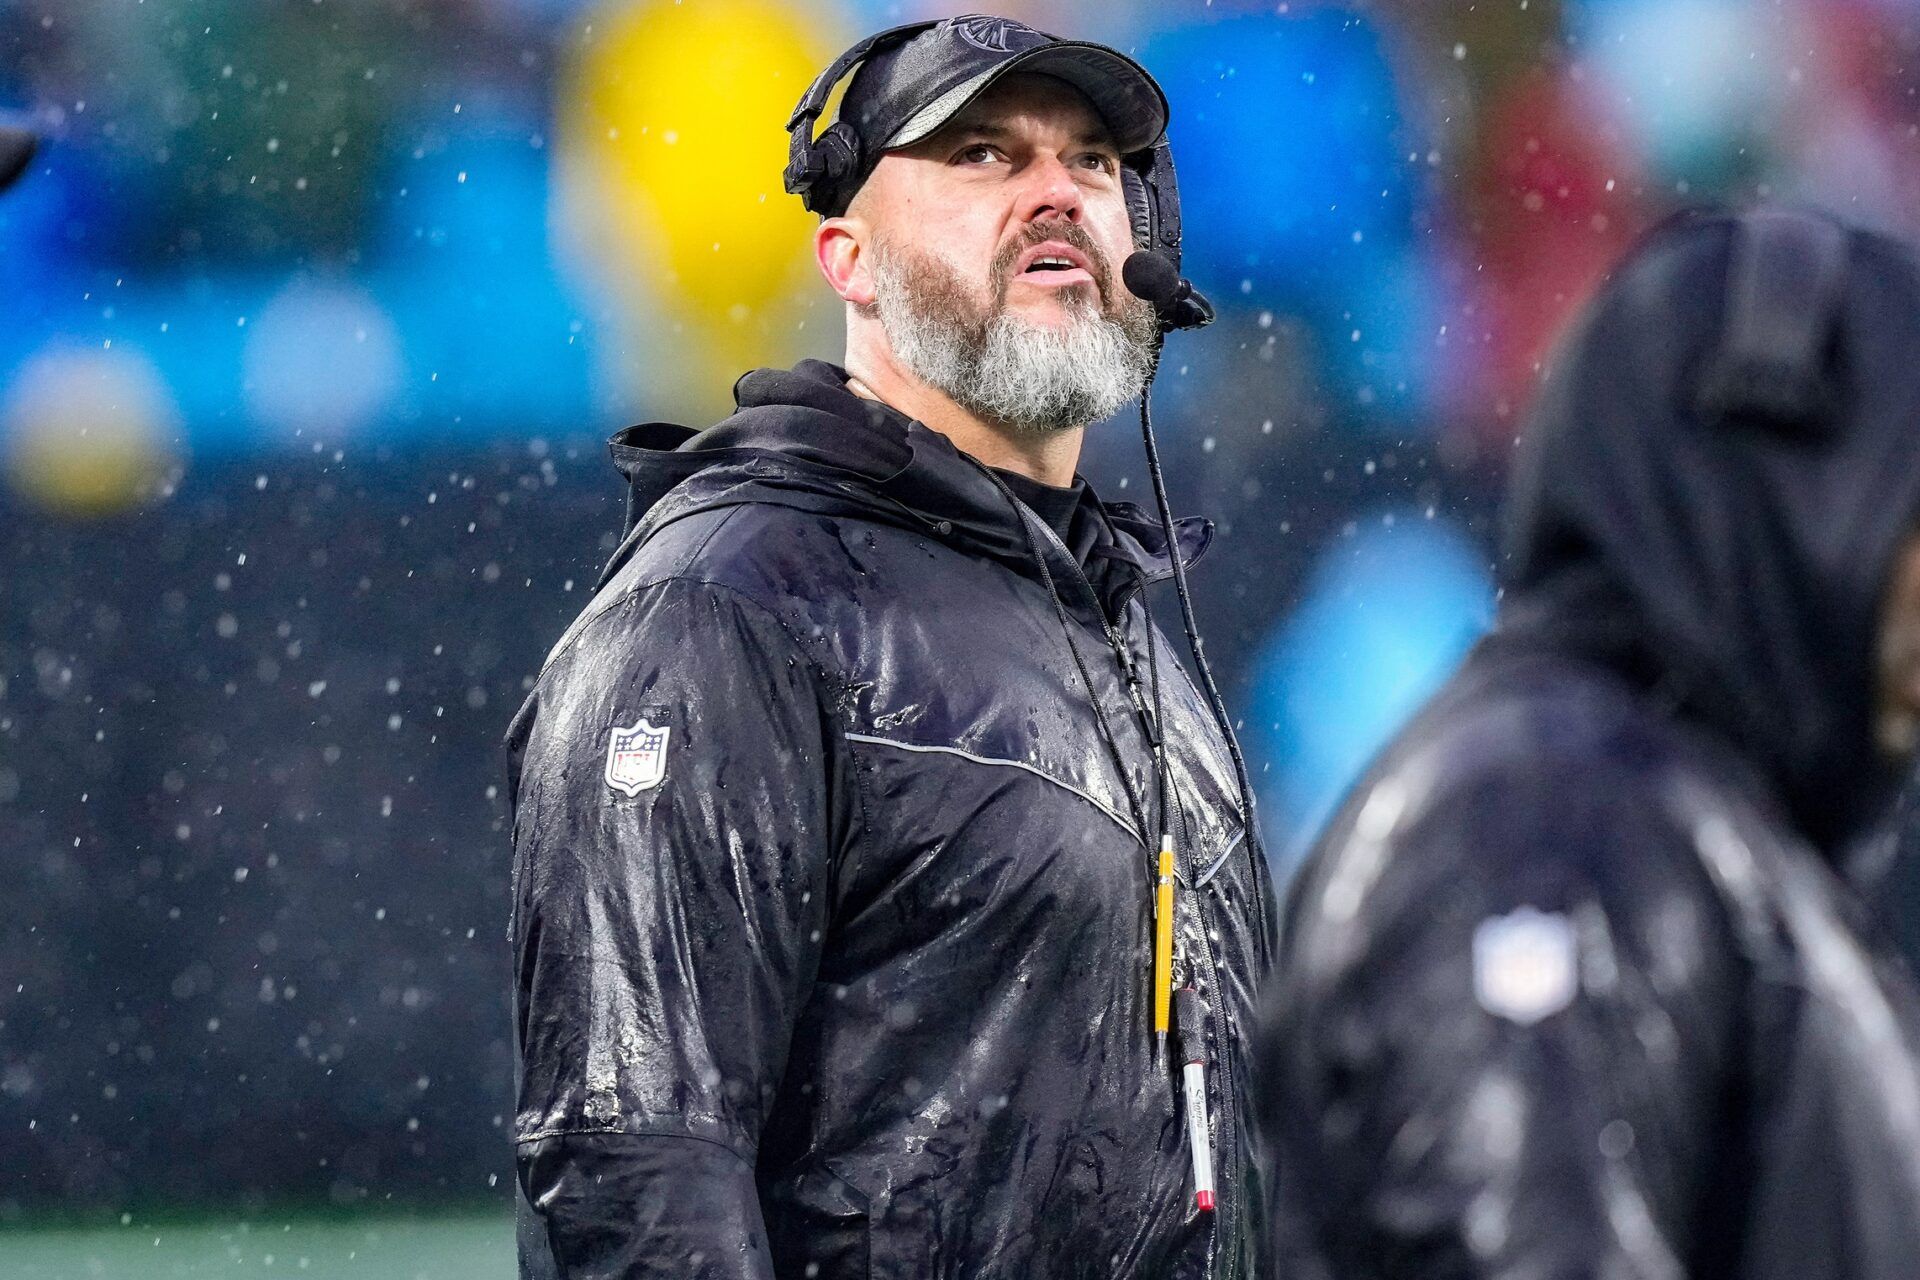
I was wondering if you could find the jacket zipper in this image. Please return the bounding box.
[1020,509,1243,1280]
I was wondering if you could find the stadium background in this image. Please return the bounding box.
[4,0,1917,1273]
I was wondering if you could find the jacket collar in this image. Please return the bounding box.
[604,361,1211,609]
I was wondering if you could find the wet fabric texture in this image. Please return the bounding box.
[506,360,1279,1279]
[1258,210,1920,1280]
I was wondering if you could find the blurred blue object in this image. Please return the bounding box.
[1572,0,1785,181]
[369,109,593,439]
[482,0,603,18]
[1244,510,1494,873]
[0,106,594,455]
[1331,243,1444,429]
[0,137,96,296]
[242,275,403,443]
[1142,9,1439,429]
[1145,9,1419,291]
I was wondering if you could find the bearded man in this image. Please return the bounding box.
[504,15,1278,1280]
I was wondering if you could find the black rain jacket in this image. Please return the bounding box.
[506,360,1280,1279]
[1258,210,1920,1279]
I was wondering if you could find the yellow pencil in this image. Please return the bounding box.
[1154,835,1175,1054]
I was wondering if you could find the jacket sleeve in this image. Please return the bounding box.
[1258,754,1749,1280]
[509,577,844,1279]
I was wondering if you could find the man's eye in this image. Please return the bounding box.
[957,144,1000,165]
[1080,153,1117,173]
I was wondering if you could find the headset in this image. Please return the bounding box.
[783,22,927,223]
[783,20,1194,301]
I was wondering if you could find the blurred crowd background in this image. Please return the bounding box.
[6,0,1920,1251]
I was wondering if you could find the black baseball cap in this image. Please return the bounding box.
[816,15,1168,216]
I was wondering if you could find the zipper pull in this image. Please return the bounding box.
[1107,629,1161,744]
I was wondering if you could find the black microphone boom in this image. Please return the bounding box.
[1122,250,1215,331]
[0,126,37,194]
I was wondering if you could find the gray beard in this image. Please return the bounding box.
[868,241,1157,436]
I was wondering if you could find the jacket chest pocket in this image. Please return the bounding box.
[836,732,1154,942]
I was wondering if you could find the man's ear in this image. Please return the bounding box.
[815,217,877,308]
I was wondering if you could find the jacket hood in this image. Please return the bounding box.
[1497,208,1920,850]
[599,359,1211,613]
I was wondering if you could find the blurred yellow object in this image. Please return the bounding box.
[557,0,833,408]
[2,345,182,516]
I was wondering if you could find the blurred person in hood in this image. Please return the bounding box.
[506,16,1277,1280]
[1257,207,1920,1279]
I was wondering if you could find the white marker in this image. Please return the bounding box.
[1174,985,1216,1213]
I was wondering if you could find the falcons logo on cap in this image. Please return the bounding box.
[950,16,1045,54]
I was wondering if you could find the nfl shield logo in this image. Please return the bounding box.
[1472,906,1578,1026]
[604,719,670,797]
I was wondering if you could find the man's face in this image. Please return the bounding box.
[825,72,1158,434]
[859,72,1142,331]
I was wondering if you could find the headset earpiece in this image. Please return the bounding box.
[785,21,939,216]
[1123,140,1183,277]
[1145,139,1184,269]
[1123,163,1154,255]
[1126,137,1209,332]
[786,120,862,211]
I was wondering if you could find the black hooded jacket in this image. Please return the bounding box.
[1258,209,1920,1279]
[506,361,1279,1279]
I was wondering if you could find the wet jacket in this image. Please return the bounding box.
[1258,209,1920,1279]
[506,361,1279,1279]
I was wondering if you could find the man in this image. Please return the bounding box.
[507,17,1277,1279]
[1258,208,1920,1279]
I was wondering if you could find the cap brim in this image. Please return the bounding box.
[883,42,1168,156]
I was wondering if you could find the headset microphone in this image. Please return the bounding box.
[0,125,36,194]
[1123,250,1215,332]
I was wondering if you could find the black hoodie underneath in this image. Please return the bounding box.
[1260,211,1920,1280]
[507,361,1279,1279]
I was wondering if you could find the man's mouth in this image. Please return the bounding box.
[1012,241,1098,290]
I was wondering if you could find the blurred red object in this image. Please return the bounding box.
[1449,68,1645,456]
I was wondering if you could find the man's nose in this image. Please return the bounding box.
[1015,153,1084,226]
